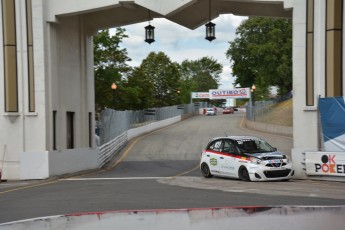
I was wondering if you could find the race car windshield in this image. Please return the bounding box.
[236,139,276,153]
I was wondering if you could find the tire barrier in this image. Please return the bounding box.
[1,206,344,230]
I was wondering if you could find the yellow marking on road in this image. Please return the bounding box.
[173,164,200,177]
[109,135,143,168]
[107,117,198,169]
[0,180,59,196]
[68,121,186,179]
[108,120,201,177]
[62,177,174,180]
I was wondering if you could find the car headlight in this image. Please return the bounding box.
[283,155,290,163]
[250,157,262,165]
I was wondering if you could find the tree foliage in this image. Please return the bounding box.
[93,29,132,110]
[179,57,222,105]
[121,67,155,110]
[93,28,224,110]
[226,17,292,98]
[139,52,182,107]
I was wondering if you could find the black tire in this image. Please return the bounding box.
[239,167,251,181]
[201,163,212,178]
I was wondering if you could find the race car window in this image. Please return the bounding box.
[236,140,258,153]
[207,140,223,152]
[222,140,237,154]
[255,139,276,152]
[236,138,275,153]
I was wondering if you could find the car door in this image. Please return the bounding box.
[204,139,223,175]
[218,139,238,177]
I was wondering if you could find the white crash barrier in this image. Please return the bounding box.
[127,116,181,140]
[1,206,345,230]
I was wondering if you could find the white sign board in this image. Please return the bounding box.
[191,92,210,99]
[209,88,250,99]
[305,152,345,176]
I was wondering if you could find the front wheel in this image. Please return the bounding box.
[239,167,251,181]
[201,163,212,178]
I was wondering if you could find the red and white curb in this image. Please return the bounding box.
[0,206,345,230]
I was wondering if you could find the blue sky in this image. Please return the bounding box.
[120,15,247,89]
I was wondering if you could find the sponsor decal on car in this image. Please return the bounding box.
[210,158,217,166]
[239,156,249,163]
[268,159,282,163]
[221,165,235,170]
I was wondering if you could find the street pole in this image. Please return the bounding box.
[251,84,256,121]
[111,83,117,109]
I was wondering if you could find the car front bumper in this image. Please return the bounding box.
[247,164,294,181]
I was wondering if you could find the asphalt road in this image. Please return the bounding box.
[0,113,345,224]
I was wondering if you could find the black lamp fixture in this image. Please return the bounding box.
[205,0,216,42]
[145,10,155,44]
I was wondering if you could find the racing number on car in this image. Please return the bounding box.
[214,142,221,149]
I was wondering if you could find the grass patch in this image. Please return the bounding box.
[256,99,293,127]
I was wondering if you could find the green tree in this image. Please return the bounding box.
[226,17,292,98]
[140,52,181,107]
[121,67,155,110]
[179,57,222,104]
[93,28,132,110]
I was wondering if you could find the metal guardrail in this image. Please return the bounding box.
[98,132,127,168]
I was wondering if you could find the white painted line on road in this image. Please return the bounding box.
[61,177,174,181]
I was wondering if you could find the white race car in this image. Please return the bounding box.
[205,108,216,116]
[200,136,294,181]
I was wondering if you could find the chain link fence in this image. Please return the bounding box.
[246,92,293,121]
[246,101,275,121]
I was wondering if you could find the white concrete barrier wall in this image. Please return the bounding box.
[20,149,100,180]
[20,151,49,180]
[1,206,344,230]
[245,119,293,137]
[127,116,181,140]
[19,116,181,180]
[48,148,100,177]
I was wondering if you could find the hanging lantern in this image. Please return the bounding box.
[205,21,216,42]
[145,24,155,44]
[145,10,155,44]
[205,0,216,42]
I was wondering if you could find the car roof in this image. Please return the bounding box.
[211,136,262,141]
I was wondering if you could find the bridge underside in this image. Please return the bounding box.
[50,0,291,34]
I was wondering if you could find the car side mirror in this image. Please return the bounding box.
[274,147,277,151]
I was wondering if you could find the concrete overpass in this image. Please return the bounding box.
[45,0,291,31]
